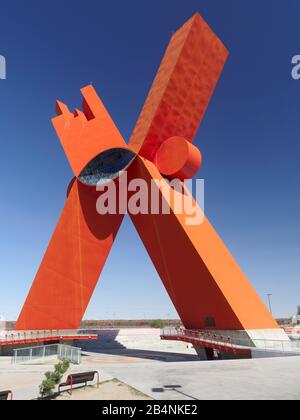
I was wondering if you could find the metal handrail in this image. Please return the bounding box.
[161,328,300,354]
[12,343,82,365]
[0,329,96,344]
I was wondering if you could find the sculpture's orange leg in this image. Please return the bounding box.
[16,180,124,330]
[16,84,128,331]
[128,157,278,331]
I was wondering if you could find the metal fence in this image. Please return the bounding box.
[12,344,81,365]
[58,344,81,364]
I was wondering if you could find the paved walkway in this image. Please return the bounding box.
[97,357,300,400]
[0,357,113,400]
[1,332,300,400]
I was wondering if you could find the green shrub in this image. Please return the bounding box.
[39,378,56,398]
[54,360,69,376]
[45,371,52,380]
[52,370,63,385]
[39,361,70,398]
[61,360,70,372]
[149,319,165,329]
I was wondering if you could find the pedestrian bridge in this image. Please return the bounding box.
[161,328,300,359]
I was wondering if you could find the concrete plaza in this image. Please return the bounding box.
[1,329,300,400]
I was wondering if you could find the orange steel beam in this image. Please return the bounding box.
[17,12,278,332]
[127,157,278,331]
[16,180,124,330]
[17,85,128,330]
[129,13,228,161]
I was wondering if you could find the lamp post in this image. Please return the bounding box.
[267,294,273,315]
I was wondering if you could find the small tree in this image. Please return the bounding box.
[39,361,70,398]
[54,360,70,377]
[39,377,56,398]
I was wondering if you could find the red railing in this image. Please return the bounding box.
[160,328,300,356]
[161,328,251,356]
[0,330,97,346]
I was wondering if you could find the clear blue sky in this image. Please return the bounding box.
[0,0,299,320]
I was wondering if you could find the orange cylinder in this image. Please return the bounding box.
[155,136,202,180]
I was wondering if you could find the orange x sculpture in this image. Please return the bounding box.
[16,14,278,332]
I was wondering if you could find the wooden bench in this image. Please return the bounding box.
[58,371,99,395]
[0,391,13,400]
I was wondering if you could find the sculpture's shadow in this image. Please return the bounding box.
[75,330,200,363]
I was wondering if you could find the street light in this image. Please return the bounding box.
[266,294,273,315]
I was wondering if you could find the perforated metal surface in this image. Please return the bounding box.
[79,148,136,185]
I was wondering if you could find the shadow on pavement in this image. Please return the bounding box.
[75,332,200,363]
[152,385,199,400]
